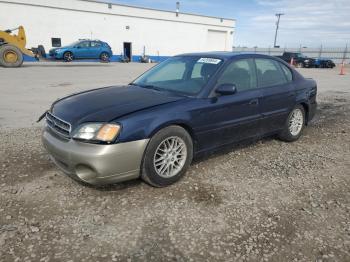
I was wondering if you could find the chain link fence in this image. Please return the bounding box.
[232,46,349,64]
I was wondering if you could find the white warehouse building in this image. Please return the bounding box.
[0,0,235,61]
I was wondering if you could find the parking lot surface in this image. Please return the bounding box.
[1,63,349,261]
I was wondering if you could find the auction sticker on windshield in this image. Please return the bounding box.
[197,58,222,64]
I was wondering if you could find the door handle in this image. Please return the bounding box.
[248,99,259,106]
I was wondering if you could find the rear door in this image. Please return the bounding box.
[195,58,263,151]
[90,41,102,58]
[256,58,295,133]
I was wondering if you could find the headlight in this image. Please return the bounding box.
[304,59,309,62]
[73,123,121,142]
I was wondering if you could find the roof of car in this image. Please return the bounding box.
[177,52,274,60]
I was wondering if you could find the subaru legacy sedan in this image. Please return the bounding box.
[42,53,317,187]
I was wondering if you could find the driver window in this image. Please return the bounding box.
[77,41,90,48]
[217,59,257,92]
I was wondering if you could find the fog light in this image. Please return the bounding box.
[75,165,97,182]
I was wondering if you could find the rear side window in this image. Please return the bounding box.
[91,41,102,47]
[255,59,288,88]
[280,63,293,82]
[217,58,257,92]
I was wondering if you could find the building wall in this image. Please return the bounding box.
[0,0,235,60]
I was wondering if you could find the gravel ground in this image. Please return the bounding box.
[0,65,350,261]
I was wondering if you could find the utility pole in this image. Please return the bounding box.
[274,13,284,48]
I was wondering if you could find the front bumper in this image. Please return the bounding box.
[42,128,149,185]
[49,51,63,59]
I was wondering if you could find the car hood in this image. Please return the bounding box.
[51,85,186,128]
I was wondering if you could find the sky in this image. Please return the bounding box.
[109,0,350,48]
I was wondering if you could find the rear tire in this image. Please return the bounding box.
[63,51,73,62]
[278,105,305,142]
[100,52,110,62]
[0,44,23,67]
[141,126,193,187]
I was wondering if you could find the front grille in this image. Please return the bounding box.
[46,112,71,137]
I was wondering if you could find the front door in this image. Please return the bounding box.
[194,58,262,152]
[74,41,91,58]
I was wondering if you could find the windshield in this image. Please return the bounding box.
[296,53,307,58]
[132,56,223,95]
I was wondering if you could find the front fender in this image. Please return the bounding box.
[116,108,194,143]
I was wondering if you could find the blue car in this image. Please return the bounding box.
[41,53,317,187]
[49,40,112,62]
[314,58,336,68]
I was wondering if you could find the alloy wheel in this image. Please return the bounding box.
[153,136,187,178]
[288,108,304,136]
[64,53,73,62]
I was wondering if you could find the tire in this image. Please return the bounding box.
[63,51,74,62]
[100,52,110,62]
[141,125,193,187]
[296,62,304,68]
[0,44,23,67]
[278,105,305,142]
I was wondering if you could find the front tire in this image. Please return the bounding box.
[278,105,305,142]
[0,44,23,67]
[141,126,193,187]
[63,51,74,62]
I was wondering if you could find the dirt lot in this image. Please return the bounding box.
[0,64,350,262]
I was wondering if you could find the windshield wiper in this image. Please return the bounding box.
[133,83,163,91]
[129,83,188,97]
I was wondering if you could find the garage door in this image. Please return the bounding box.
[206,29,227,51]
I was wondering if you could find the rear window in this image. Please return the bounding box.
[280,63,293,82]
[255,59,288,88]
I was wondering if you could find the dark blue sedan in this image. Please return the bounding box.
[49,40,112,62]
[42,52,317,187]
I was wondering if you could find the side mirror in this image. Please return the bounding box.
[216,84,237,96]
[75,46,81,49]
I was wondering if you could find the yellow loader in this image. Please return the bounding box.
[0,25,44,67]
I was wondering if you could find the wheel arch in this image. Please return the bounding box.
[299,102,309,124]
[148,121,197,151]
[63,50,73,55]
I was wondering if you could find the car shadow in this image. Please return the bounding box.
[74,176,143,192]
[193,135,276,164]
